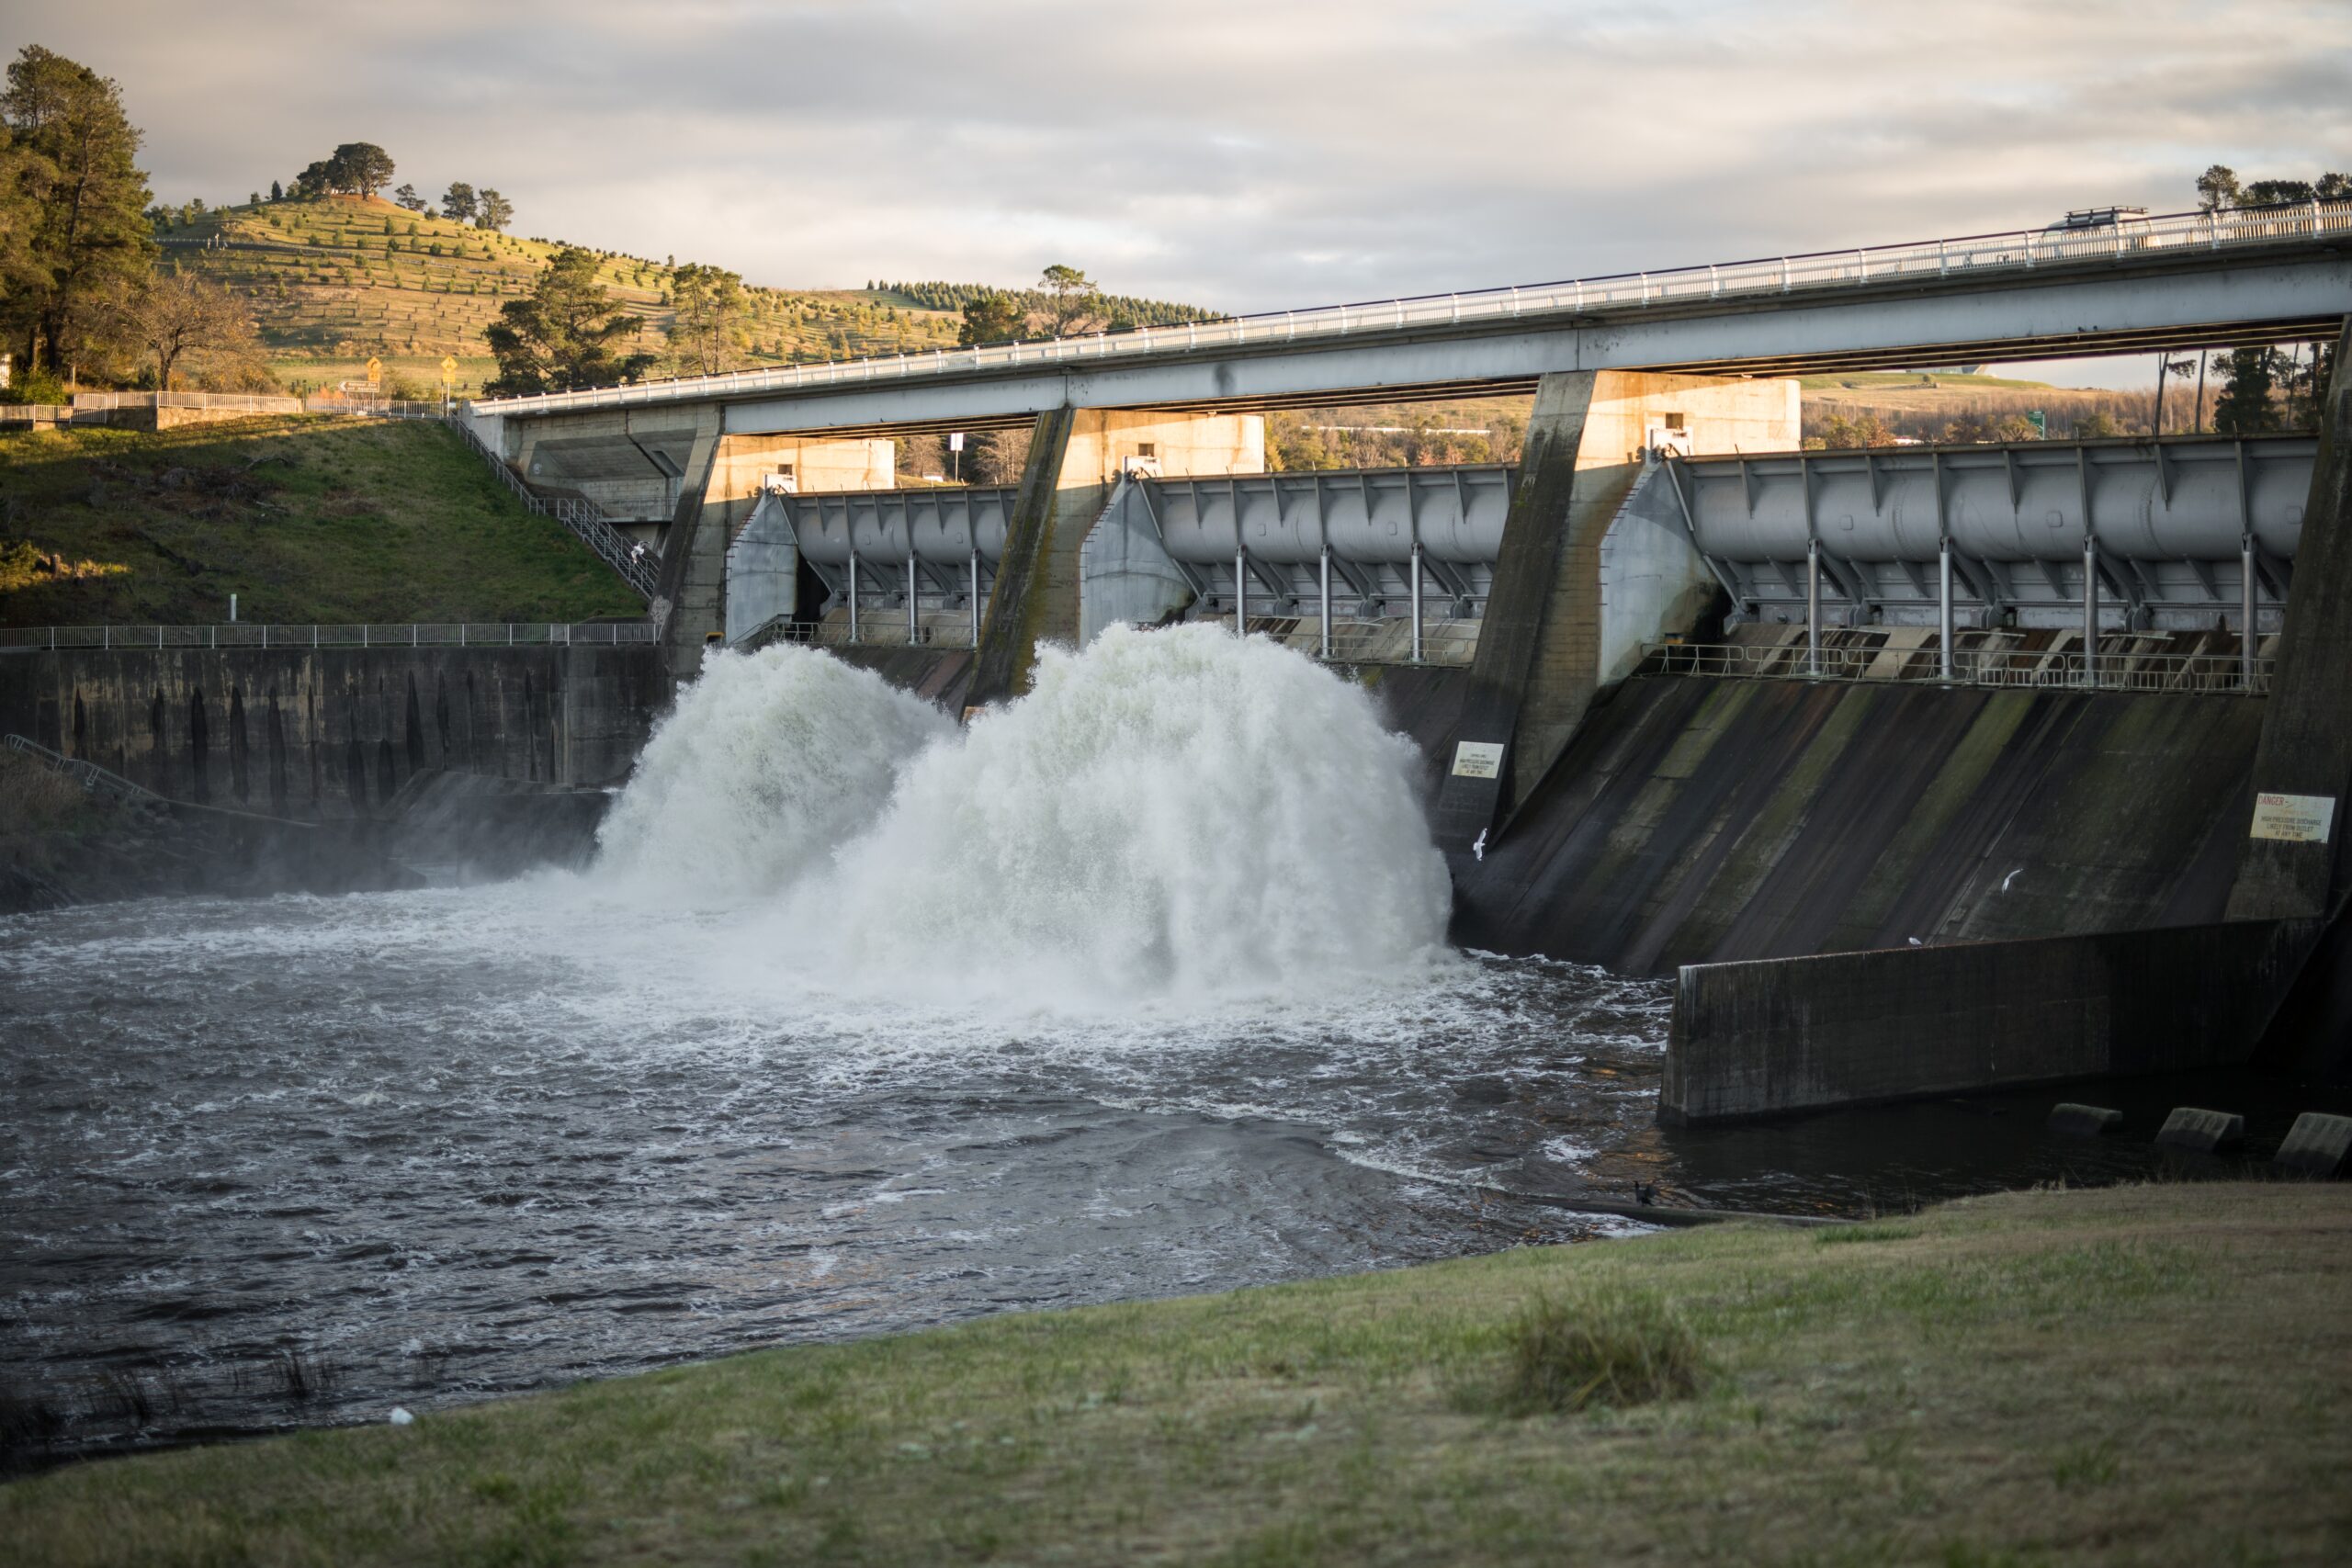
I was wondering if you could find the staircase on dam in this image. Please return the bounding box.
[446,415,660,601]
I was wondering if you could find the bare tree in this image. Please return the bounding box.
[99,270,261,389]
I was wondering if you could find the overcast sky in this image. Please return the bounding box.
[16,1,2348,385]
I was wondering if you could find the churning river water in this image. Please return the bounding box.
[0,628,2266,1464]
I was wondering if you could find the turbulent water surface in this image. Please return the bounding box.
[0,630,2273,1462]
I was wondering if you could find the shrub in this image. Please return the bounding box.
[1494,1286,1704,1416]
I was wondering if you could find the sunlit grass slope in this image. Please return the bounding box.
[0,417,641,626]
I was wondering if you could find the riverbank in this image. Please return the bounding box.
[5,1181,2344,1565]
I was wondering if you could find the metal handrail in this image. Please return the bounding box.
[443,415,660,599]
[4,732,162,804]
[476,199,2352,416]
[1642,639,2272,694]
[0,623,657,651]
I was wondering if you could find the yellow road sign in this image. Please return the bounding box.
[440,355,458,385]
[366,355,383,387]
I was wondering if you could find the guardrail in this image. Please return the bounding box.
[443,415,661,599]
[4,732,162,805]
[70,390,309,414]
[1641,639,2272,695]
[0,622,657,651]
[478,199,2352,417]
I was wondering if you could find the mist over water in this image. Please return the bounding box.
[594,643,953,899]
[593,626,1452,1006]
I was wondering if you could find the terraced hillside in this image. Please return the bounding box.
[164,196,975,397]
[163,196,1220,401]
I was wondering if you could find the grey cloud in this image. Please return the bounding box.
[16,0,2346,311]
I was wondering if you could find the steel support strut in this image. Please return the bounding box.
[1806,538,1822,676]
[2241,533,2258,687]
[1938,536,1954,681]
[2082,535,2098,687]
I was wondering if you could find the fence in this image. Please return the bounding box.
[4,732,161,805]
[71,390,307,415]
[443,415,662,600]
[477,198,2352,416]
[0,622,657,652]
[1641,639,2272,695]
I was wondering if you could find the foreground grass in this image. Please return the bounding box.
[6,1183,2347,1565]
[0,416,639,626]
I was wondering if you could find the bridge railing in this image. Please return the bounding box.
[0,623,658,651]
[475,199,2352,416]
[1642,639,2272,695]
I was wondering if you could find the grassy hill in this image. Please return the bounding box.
[163,197,1216,400]
[0,416,641,626]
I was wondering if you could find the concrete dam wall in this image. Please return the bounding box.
[1450,673,2263,974]
[0,644,666,819]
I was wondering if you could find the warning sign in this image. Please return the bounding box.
[2249,792,2336,843]
[1451,740,1506,780]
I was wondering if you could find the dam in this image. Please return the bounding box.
[6,203,2349,1471]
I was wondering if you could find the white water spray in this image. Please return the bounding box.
[796,625,1453,1003]
[594,643,952,898]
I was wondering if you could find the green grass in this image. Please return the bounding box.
[0,415,642,626]
[6,1183,2347,1566]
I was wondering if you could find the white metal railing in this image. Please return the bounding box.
[4,732,162,804]
[476,200,2352,417]
[443,415,661,599]
[0,622,657,651]
[0,403,76,423]
[70,390,308,414]
[1642,639,2272,694]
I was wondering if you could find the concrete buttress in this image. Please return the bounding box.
[2227,315,2352,921]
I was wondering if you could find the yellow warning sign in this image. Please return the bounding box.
[366,355,383,387]
[439,355,458,385]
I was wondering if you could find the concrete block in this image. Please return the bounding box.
[2154,1106,2245,1155]
[2047,1102,2123,1136]
[2272,1111,2352,1178]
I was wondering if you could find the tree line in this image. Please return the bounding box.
[0,45,267,397]
[881,275,1216,333]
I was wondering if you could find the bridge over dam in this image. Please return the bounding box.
[453,201,2352,1124]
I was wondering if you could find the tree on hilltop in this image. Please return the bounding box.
[391,182,425,213]
[476,188,513,231]
[484,246,652,395]
[440,181,476,223]
[268,178,282,200]
[1,44,156,378]
[331,142,394,197]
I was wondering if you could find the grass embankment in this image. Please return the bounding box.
[0,416,641,626]
[6,1183,2346,1566]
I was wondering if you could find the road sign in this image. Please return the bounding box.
[2027,410,2046,435]
[948,432,965,451]
[367,355,383,387]
[440,355,458,386]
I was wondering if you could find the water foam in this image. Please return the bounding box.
[594,643,953,899]
[793,624,1453,1004]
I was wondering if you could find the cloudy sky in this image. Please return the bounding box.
[17,1,2349,381]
